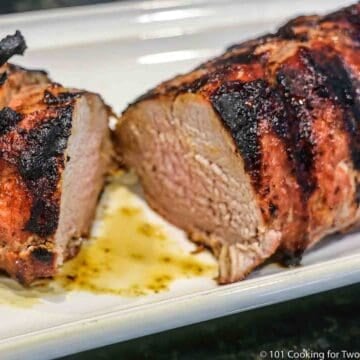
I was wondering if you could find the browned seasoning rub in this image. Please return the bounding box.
[115,3,360,284]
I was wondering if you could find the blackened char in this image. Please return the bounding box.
[20,106,73,237]
[0,31,26,66]
[210,80,263,186]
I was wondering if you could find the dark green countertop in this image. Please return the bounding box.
[2,1,360,359]
[60,284,360,359]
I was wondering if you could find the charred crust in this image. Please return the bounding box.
[19,106,72,182]
[0,107,22,136]
[43,90,81,105]
[25,198,60,237]
[211,79,291,188]
[210,80,264,186]
[0,31,27,66]
[20,106,73,237]
[30,247,55,264]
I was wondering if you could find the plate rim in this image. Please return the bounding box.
[2,253,360,360]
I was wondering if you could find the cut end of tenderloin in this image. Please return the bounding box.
[117,93,281,283]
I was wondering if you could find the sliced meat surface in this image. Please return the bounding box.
[115,3,360,283]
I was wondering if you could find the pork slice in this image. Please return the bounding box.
[0,83,112,284]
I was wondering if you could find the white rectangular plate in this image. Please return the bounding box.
[0,1,359,359]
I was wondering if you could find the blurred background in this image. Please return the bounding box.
[0,0,117,13]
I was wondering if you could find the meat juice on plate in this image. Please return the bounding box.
[0,172,217,306]
[56,174,217,296]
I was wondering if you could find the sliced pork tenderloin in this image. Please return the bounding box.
[0,83,112,284]
[0,31,113,284]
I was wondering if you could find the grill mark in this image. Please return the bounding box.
[269,45,360,249]
[303,48,360,170]
[274,48,320,199]
[258,46,335,252]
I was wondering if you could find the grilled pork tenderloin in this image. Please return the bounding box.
[115,3,360,283]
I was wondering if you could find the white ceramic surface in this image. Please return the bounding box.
[0,1,358,359]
